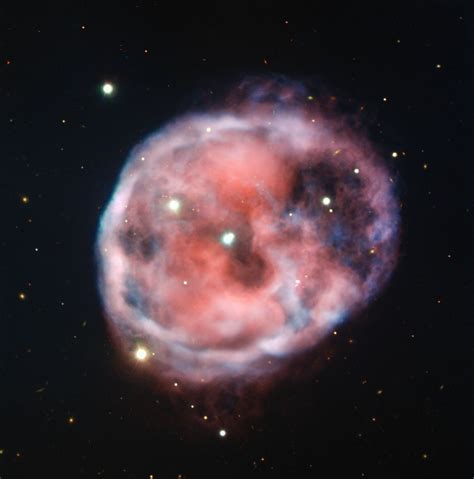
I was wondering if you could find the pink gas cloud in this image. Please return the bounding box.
[96,80,399,384]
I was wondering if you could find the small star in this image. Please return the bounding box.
[321,196,331,206]
[102,82,114,95]
[219,429,227,437]
[391,151,398,158]
[168,199,181,213]
[221,231,236,246]
[353,168,360,174]
[18,292,26,301]
[67,416,75,424]
[21,195,29,204]
[206,127,212,133]
[436,64,442,69]
[167,199,181,212]
[134,347,149,361]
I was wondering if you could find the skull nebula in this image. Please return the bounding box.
[96,81,399,383]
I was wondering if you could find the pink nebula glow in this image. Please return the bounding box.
[96,80,399,383]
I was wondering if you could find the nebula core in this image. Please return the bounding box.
[96,80,399,384]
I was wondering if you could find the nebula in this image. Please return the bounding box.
[96,79,399,384]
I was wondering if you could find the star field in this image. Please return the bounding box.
[2,2,471,478]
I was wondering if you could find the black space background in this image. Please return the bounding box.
[1,2,472,478]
